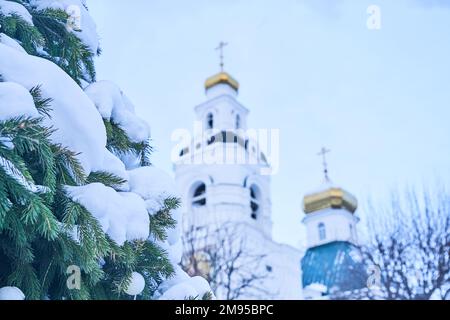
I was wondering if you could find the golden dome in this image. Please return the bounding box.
[205,72,239,91]
[303,185,358,214]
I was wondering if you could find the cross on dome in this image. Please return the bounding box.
[317,147,331,182]
[205,42,240,92]
[215,41,228,72]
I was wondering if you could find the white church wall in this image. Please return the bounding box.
[242,225,303,300]
[195,96,249,132]
[303,208,358,247]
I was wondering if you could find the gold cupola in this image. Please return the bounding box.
[205,72,240,92]
[303,183,358,214]
[303,147,358,214]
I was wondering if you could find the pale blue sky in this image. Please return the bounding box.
[88,0,450,248]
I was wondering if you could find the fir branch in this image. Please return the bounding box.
[0,117,57,196]
[187,292,213,300]
[86,171,127,190]
[7,262,42,300]
[29,85,53,118]
[52,144,86,186]
[104,120,152,166]
[30,8,96,84]
[149,197,179,241]
[0,12,44,54]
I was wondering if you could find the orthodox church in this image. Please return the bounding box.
[174,68,302,299]
[301,158,367,298]
[173,47,366,299]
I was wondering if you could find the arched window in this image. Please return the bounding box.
[192,183,206,207]
[318,223,326,241]
[206,113,214,130]
[179,147,189,157]
[236,114,241,129]
[250,185,261,220]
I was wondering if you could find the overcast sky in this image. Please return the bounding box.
[88,0,450,249]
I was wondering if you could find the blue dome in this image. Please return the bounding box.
[302,241,367,294]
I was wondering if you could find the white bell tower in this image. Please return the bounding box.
[174,68,273,238]
[174,44,303,300]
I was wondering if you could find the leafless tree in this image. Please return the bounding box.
[181,223,273,300]
[354,187,450,300]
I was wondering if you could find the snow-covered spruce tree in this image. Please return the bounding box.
[0,0,211,300]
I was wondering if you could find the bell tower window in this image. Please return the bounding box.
[206,113,214,130]
[236,114,241,129]
[192,183,206,207]
[250,185,261,220]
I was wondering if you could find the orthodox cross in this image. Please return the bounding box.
[215,41,228,72]
[317,147,331,181]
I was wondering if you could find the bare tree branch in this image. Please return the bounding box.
[181,223,273,300]
[347,187,450,300]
